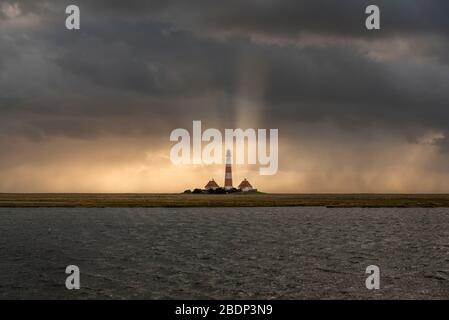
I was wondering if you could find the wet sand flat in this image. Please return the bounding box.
[2,193,449,208]
[0,207,448,299]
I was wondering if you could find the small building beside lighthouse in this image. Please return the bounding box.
[238,178,254,192]
[205,179,219,190]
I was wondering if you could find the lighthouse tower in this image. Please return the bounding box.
[224,149,233,190]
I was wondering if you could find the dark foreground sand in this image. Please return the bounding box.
[2,193,449,208]
[0,207,448,299]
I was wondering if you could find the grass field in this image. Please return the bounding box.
[1,193,449,208]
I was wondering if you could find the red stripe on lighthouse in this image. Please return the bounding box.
[224,150,233,190]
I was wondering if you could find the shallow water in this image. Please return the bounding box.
[0,207,448,299]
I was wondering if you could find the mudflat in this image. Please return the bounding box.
[1,193,449,208]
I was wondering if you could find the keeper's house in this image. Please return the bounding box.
[238,178,255,192]
[204,179,219,190]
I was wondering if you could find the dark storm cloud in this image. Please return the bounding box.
[52,23,237,97]
[11,0,449,39]
[65,0,449,40]
[1,0,449,148]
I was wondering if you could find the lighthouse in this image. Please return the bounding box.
[224,149,233,190]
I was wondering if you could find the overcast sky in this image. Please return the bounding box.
[1,0,449,192]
